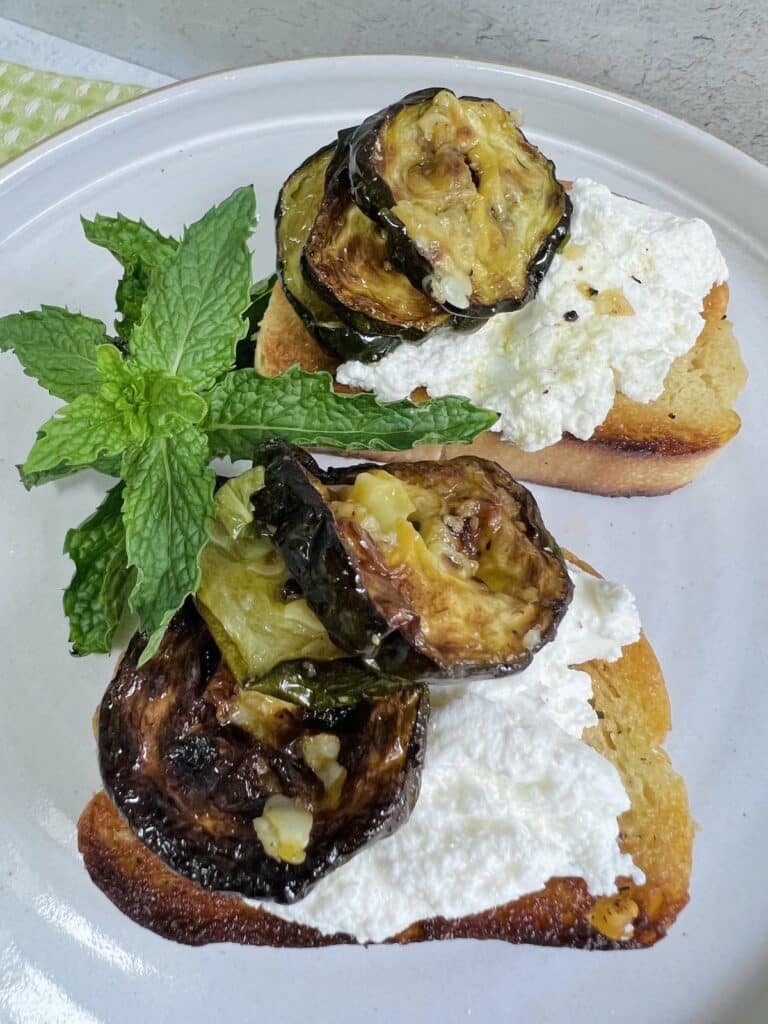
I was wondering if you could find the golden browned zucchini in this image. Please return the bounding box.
[349,87,571,316]
[302,142,452,342]
[276,135,404,361]
[254,440,573,679]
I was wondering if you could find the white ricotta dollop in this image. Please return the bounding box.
[337,178,728,451]
[262,567,644,943]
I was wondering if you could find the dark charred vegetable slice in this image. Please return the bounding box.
[254,440,573,679]
[302,142,451,341]
[99,602,428,903]
[349,87,571,317]
[276,137,404,362]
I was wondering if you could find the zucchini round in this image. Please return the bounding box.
[196,469,344,684]
[254,440,573,680]
[275,136,402,362]
[302,141,452,340]
[99,602,428,903]
[349,87,571,317]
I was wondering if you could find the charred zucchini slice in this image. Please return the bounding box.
[276,136,402,362]
[349,87,571,317]
[99,602,427,903]
[254,440,573,679]
[302,141,451,340]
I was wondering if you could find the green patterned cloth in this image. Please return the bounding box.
[0,59,146,165]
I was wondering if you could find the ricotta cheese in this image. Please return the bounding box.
[337,178,728,452]
[261,567,644,943]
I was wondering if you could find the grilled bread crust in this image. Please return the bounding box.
[256,280,746,496]
[78,554,693,949]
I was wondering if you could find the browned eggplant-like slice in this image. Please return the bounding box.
[253,440,573,679]
[98,602,427,903]
[276,135,404,362]
[349,87,571,317]
[302,144,452,340]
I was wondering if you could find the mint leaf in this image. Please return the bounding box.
[130,186,256,390]
[115,266,152,340]
[21,345,168,483]
[0,306,109,401]
[122,428,215,665]
[21,391,135,480]
[63,483,133,654]
[19,452,122,490]
[82,214,178,340]
[82,213,178,269]
[206,367,499,457]
[145,375,208,436]
[97,343,208,440]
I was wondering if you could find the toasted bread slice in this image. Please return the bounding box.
[257,281,746,496]
[78,554,693,949]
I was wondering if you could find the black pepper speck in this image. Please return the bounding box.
[563,310,579,322]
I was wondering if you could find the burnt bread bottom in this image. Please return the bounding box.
[257,280,745,497]
[78,555,693,949]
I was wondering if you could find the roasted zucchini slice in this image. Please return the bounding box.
[99,602,428,903]
[302,140,452,340]
[196,468,343,683]
[276,136,403,362]
[254,440,573,679]
[349,87,571,317]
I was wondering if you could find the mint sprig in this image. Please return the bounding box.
[207,366,498,457]
[2,185,498,665]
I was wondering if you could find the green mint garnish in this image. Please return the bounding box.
[0,306,110,401]
[63,484,132,655]
[207,366,499,458]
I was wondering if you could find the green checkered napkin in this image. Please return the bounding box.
[0,59,146,165]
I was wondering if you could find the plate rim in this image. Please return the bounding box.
[1,53,765,191]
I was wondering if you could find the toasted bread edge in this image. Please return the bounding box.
[256,281,746,496]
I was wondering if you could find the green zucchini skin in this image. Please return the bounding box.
[275,135,403,362]
[348,87,571,319]
[349,87,443,293]
[253,440,395,659]
[99,599,428,904]
[301,144,452,342]
[253,439,573,681]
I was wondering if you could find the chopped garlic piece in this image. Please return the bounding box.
[253,795,313,865]
[302,733,348,808]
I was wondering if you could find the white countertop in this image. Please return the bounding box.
[0,2,765,162]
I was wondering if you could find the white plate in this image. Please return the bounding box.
[1,56,766,1024]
